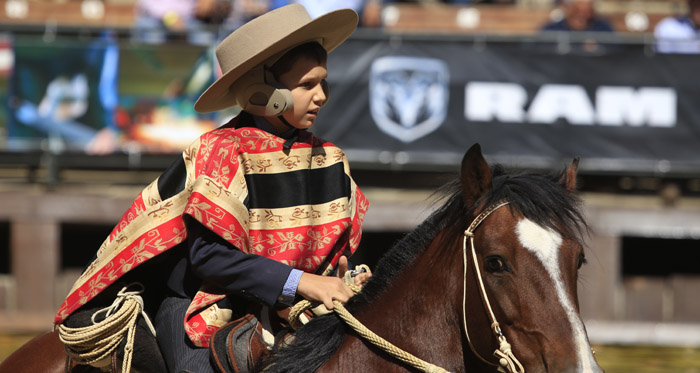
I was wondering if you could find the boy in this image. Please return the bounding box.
[55,5,368,372]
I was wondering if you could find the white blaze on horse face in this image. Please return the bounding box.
[516,218,599,372]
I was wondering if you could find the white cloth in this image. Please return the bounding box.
[294,0,365,19]
[654,16,700,54]
[137,0,196,21]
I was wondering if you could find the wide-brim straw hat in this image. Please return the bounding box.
[194,4,358,113]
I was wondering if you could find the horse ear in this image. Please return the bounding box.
[558,157,580,191]
[460,143,492,208]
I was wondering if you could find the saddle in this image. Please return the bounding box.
[209,306,296,373]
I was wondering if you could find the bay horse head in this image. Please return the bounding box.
[458,144,603,372]
[263,143,603,373]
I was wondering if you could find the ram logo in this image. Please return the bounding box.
[369,56,449,143]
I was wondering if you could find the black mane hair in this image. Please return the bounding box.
[260,164,586,373]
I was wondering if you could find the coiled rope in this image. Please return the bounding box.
[57,284,156,373]
[288,266,450,373]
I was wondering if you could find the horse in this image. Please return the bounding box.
[262,143,603,372]
[0,143,603,372]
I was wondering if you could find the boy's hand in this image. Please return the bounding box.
[296,272,354,310]
[337,255,372,287]
[336,255,349,279]
[295,256,373,310]
[353,272,372,287]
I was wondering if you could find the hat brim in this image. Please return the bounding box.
[194,8,358,113]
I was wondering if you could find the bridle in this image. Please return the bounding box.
[462,201,525,373]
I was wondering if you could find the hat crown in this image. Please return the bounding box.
[216,4,313,75]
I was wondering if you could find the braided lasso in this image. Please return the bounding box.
[57,284,156,373]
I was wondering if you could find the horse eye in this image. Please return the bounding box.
[485,256,507,273]
[577,253,587,270]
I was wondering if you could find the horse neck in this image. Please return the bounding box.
[350,230,466,368]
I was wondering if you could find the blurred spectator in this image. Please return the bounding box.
[133,0,233,45]
[654,0,700,54]
[228,0,273,28]
[539,0,613,54]
[541,0,613,32]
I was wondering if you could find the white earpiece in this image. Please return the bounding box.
[239,83,293,116]
[233,66,294,117]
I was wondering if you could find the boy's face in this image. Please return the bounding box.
[275,56,328,131]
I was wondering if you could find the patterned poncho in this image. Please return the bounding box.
[54,116,368,347]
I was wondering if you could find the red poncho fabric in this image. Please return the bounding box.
[54,117,368,347]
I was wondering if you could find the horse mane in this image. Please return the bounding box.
[480,164,587,241]
[260,164,586,373]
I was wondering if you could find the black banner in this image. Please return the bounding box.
[315,36,700,175]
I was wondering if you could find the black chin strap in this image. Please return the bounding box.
[278,115,300,150]
[278,115,294,130]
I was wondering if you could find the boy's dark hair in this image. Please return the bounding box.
[269,42,327,81]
